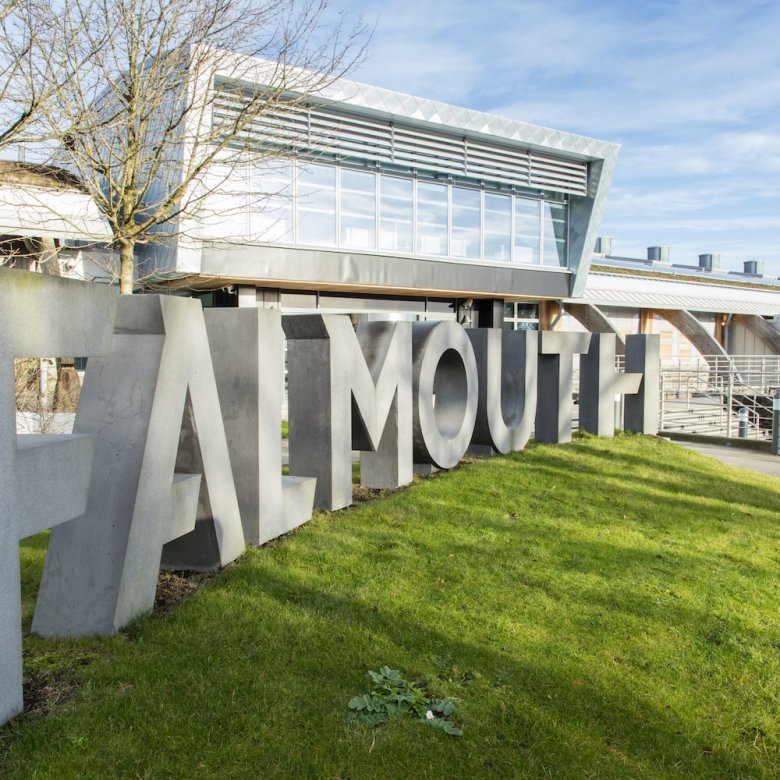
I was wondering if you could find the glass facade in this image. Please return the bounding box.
[451,186,481,260]
[416,180,449,257]
[379,176,413,252]
[340,168,376,250]
[483,192,512,262]
[297,164,337,247]
[249,161,293,243]
[514,197,541,265]
[253,160,569,266]
[542,201,567,267]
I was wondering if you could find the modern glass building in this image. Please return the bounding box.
[138,57,779,362]
[142,58,618,325]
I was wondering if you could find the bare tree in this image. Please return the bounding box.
[0,0,51,148]
[0,0,109,282]
[0,0,103,150]
[39,0,367,293]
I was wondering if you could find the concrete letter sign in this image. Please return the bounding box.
[0,278,664,729]
[356,321,414,492]
[624,335,660,434]
[412,321,478,468]
[204,308,315,545]
[468,329,538,453]
[580,333,643,436]
[284,315,412,511]
[33,295,245,637]
[535,331,591,444]
[0,269,116,725]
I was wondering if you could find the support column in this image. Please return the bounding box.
[713,313,727,347]
[539,300,561,331]
[237,286,258,308]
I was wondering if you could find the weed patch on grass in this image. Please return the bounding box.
[347,666,462,735]
[153,570,213,616]
[23,666,80,719]
[22,648,96,719]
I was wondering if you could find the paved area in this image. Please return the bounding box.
[674,440,780,479]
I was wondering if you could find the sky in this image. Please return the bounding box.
[335,0,780,276]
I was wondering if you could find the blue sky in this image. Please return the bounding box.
[338,0,780,276]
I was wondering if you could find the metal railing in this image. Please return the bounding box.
[659,355,780,441]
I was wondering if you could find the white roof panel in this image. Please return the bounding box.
[574,272,780,316]
[0,182,112,242]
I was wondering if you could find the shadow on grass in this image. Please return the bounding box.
[4,435,779,778]
[533,438,780,514]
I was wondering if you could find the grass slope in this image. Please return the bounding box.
[2,434,779,778]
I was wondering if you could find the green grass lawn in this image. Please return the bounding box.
[2,434,779,778]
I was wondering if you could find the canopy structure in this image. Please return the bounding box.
[575,271,780,317]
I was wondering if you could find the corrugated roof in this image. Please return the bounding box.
[573,272,780,316]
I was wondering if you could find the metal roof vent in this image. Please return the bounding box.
[648,246,671,264]
[698,253,720,271]
[743,260,764,276]
[595,236,612,255]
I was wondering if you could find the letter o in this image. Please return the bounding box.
[412,321,478,468]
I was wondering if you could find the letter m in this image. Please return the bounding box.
[283,315,412,511]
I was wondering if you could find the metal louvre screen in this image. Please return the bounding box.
[212,85,588,197]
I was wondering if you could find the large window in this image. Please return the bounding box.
[297,163,336,246]
[451,186,481,260]
[416,181,448,257]
[513,197,541,265]
[340,169,376,250]
[249,161,293,243]
[542,201,567,267]
[484,192,512,262]
[379,176,413,252]
[246,160,568,266]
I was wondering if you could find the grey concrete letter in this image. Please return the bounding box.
[535,331,591,443]
[0,270,115,726]
[204,308,315,545]
[33,295,245,637]
[579,333,643,436]
[468,329,538,453]
[624,335,661,434]
[283,315,412,511]
[412,321,478,468]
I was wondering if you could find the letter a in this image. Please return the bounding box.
[33,296,245,636]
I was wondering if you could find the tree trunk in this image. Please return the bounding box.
[53,361,81,412]
[118,239,135,294]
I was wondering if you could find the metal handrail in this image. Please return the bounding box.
[659,355,779,441]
